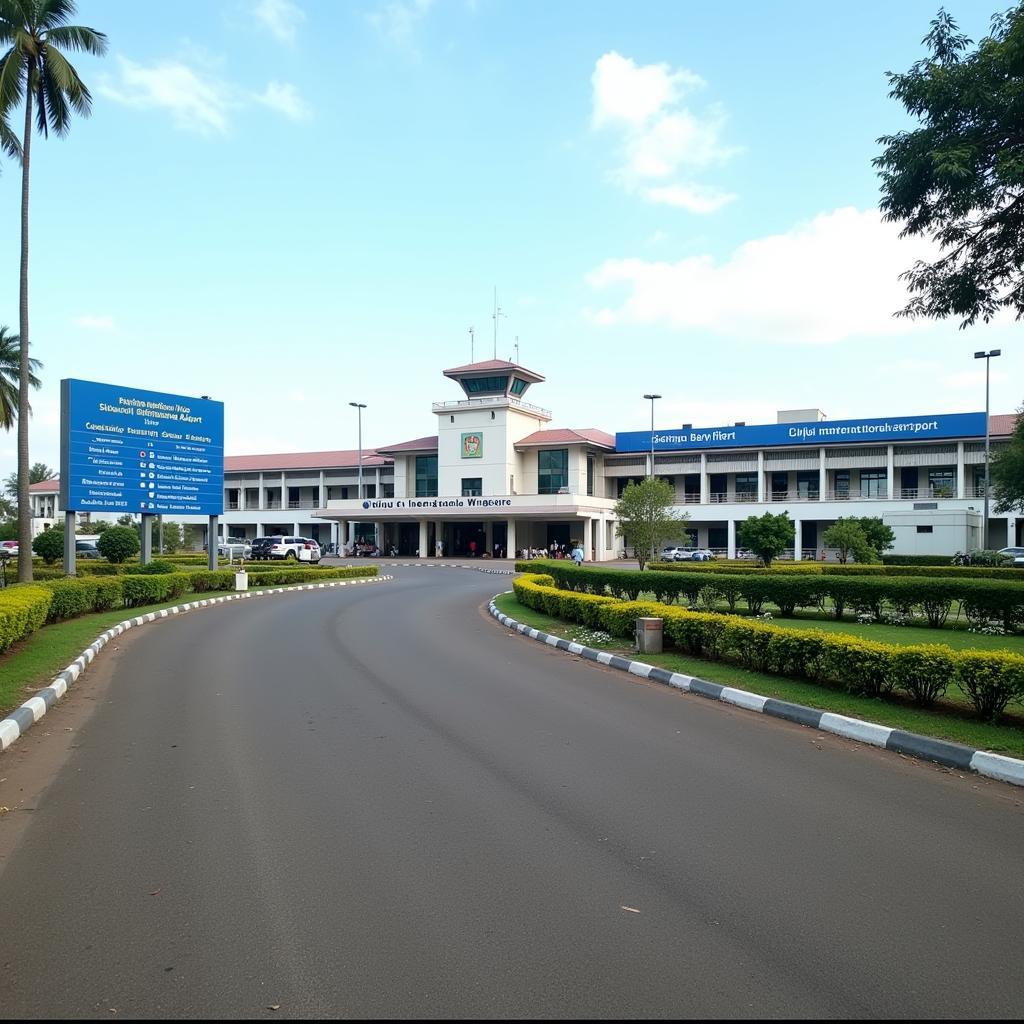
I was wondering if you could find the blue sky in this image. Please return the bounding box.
[1,0,1019,478]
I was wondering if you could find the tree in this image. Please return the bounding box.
[0,325,41,429]
[737,511,795,568]
[613,478,688,570]
[847,516,895,556]
[992,406,1024,513]
[4,461,55,497]
[875,6,1024,327]
[151,518,183,554]
[823,519,878,564]
[96,525,139,564]
[31,523,62,564]
[76,518,108,534]
[0,0,108,583]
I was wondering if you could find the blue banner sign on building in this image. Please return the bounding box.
[60,379,225,516]
[615,412,988,454]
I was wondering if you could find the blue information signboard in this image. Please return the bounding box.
[60,379,224,516]
[615,411,987,454]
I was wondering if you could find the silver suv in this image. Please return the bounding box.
[268,536,321,563]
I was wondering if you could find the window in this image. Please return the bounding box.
[461,477,482,496]
[928,468,955,498]
[916,525,933,534]
[900,467,918,498]
[415,455,438,497]
[771,471,788,500]
[587,455,595,497]
[859,469,886,498]
[539,449,569,494]
[463,375,509,394]
[797,470,820,500]
[364,484,376,499]
[833,470,850,499]
[510,377,529,396]
[383,484,394,498]
[735,473,757,502]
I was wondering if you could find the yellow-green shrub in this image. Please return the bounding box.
[0,585,53,653]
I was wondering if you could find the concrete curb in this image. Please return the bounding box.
[0,574,393,755]
[487,596,1024,790]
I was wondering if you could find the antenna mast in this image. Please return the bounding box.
[469,326,475,362]
[492,286,506,359]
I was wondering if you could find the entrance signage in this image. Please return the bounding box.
[363,497,512,510]
[60,379,224,516]
[615,412,987,454]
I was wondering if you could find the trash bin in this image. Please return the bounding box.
[635,617,663,654]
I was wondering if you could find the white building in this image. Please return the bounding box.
[28,359,1021,559]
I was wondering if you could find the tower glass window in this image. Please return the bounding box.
[415,455,438,497]
[461,478,482,496]
[463,375,509,394]
[538,449,569,494]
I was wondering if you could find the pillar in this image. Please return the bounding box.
[794,519,803,561]
[140,513,153,565]
[818,447,826,500]
[293,521,301,538]
[506,518,516,559]
[208,515,218,570]
[374,521,383,549]
[727,519,737,560]
[63,509,76,577]
[418,519,428,558]
[956,441,965,499]
[319,470,326,509]
[485,520,493,555]
[594,517,605,561]
[757,451,765,504]
[583,518,592,560]
[886,444,895,500]
[700,453,709,504]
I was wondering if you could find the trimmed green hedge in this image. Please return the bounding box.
[0,585,53,653]
[513,573,1024,722]
[518,560,1024,628]
[644,560,1024,580]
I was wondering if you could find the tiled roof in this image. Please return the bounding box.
[29,478,59,492]
[515,428,616,449]
[376,435,439,453]
[442,358,545,381]
[224,450,391,472]
[989,413,1019,437]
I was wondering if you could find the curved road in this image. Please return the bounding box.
[0,567,1021,1018]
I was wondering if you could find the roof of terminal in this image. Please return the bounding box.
[376,435,439,454]
[515,428,616,449]
[442,358,545,382]
[223,449,391,472]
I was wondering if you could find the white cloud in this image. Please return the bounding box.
[99,56,236,135]
[368,0,434,50]
[253,0,305,43]
[586,206,938,344]
[591,51,737,214]
[73,314,115,331]
[100,55,309,133]
[256,81,310,120]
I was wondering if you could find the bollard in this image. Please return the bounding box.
[635,617,663,654]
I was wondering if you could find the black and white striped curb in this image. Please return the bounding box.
[488,596,1024,789]
[0,574,393,754]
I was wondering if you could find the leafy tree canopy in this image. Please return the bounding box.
[614,478,688,570]
[876,5,1024,326]
[823,519,879,564]
[737,511,795,568]
[992,406,1024,513]
[32,525,63,564]
[96,525,139,564]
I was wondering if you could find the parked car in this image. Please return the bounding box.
[660,546,687,561]
[75,540,102,559]
[249,537,275,560]
[266,536,321,563]
[998,546,1024,567]
[691,548,715,561]
[0,540,18,558]
[218,536,252,559]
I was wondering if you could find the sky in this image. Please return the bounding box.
[1,0,1020,480]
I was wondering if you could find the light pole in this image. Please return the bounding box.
[643,394,661,478]
[349,402,366,553]
[974,349,1001,550]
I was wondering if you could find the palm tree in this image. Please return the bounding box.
[0,0,107,581]
[0,325,41,429]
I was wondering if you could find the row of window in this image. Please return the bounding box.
[414,449,591,497]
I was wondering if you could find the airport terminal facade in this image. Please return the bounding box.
[29,358,1021,560]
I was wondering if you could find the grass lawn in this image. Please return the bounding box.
[492,593,1024,758]
[0,578,357,717]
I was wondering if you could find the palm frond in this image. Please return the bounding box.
[38,0,75,30]
[0,109,21,162]
[0,45,27,117]
[41,41,88,119]
[44,22,106,56]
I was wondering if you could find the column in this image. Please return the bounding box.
[700,453,709,504]
[886,444,895,499]
[757,451,765,504]
[374,521,383,550]
[63,509,76,577]
[727,519,736,560]
[293,521,301,537]
[281,471,286,508]
[418,519,428,558]
[140,513,153,565]
[594,517,605,561]
[794,519,803,561]
[208,516,218,570]
[256,522,264,538]
[956,441,965,498]
[506,518,516,559]
[259,471,264,509]
[319,470,326,509]
[818,447,826,500]
[583,518,592,560]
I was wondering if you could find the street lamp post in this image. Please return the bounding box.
[349,402,366,553]
[643,394,661,478]
[974,350,1001,550]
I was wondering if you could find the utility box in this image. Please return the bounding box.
[635,617,663,654]
[234,570,249,592]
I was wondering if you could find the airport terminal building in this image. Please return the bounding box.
[29,358,1021,559]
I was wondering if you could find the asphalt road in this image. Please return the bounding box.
[0,566,1022,1019]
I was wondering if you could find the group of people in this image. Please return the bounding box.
[520,540,585,566]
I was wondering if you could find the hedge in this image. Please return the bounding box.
[0,585,53,653]
[512,572,1024,722]
[645,560,1024,580]
[518,560,1024,628]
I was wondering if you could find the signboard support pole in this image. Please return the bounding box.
[208,516,218,570]
[63,511,77,577]
[140,514,153,565]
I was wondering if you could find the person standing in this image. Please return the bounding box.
[571,542,584,567]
